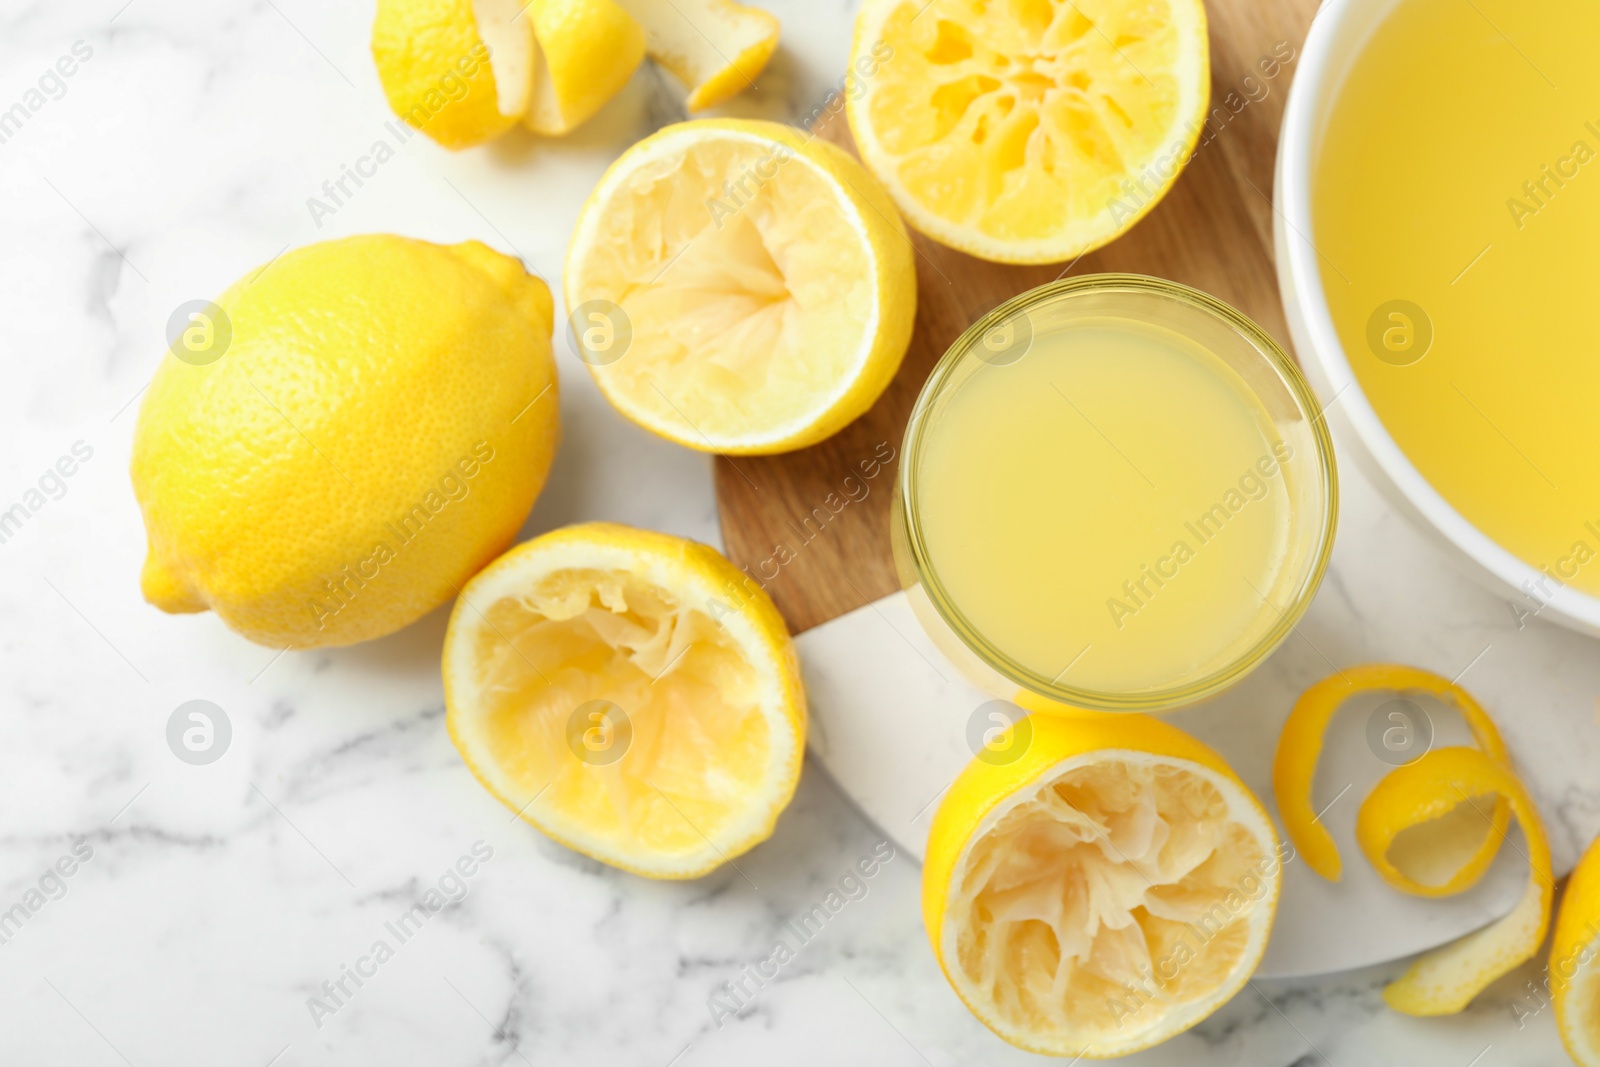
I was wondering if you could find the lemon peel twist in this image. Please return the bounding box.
[1273,663,1510,887]
[1362,746,1552,1015]
[1273,663,1552,1016]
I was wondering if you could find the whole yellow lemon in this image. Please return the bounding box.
[131,234,560,649]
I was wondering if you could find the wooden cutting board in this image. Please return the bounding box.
[716,0,1319,634]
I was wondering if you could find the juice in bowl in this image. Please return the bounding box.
[1277,0,1600,634]
[1310,0,1600,612]
[893,275,1337,711]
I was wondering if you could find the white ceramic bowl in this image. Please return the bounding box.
[1274,0,1600,637]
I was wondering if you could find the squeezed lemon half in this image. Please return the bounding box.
[565,118,916,454]
[924,707,1280,1057]
[444,522,805,878]
[848,0,1209,262]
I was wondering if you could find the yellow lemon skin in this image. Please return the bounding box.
[132,235,559,649]
[1274,664,1511,887]
[684,26,777,111]
[372,0,511,149]
[923,708,1280,1057]
[1367,747,1551,1016]
[1553,833,1600,1064]
[523,0,646,136]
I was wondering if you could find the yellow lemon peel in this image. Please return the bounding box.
[522,0,646,136]
[1362,746,1552,1015]
[1273,663,1510,887]
[616,0,779,111]
[1553,833,1600,1065]
[374,0,775,148]
[372,0,528,149]
[1274,664,1555,1016]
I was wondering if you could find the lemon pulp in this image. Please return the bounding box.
[471,567,770,856]
[851,0,1208,260]
[445,523,805,878]
[570,125,882,446]
[943,755,1271,1051]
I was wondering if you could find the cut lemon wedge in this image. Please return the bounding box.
[443,522,805,878]
[616,0,780,111]
[848,0,1209,263]
[1363,747,1552,1015]
[564,118,917,454]
[924,709,1281,1057]
[1273,664,1510,890]
[1554,834,1600,1065]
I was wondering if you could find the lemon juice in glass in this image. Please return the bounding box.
[892,275,1337,712]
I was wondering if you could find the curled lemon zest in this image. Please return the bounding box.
[1272,663,1509,888]
[1364,747,1552,1015]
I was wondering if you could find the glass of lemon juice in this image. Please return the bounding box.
[893,275,1337,711]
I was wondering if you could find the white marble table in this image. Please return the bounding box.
[0,0,1583,1063]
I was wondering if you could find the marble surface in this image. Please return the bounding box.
[0,0,1594,1063]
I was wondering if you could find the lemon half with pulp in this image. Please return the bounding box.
[848,0,1209,262]
[444,522,806,878]
[924,708,1280,1057]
